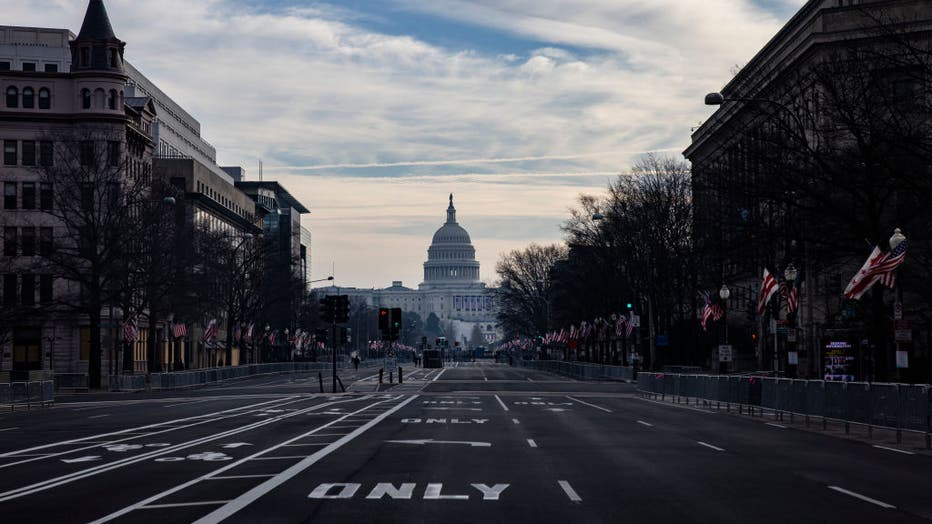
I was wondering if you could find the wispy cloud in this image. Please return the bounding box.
[1,0,801,286]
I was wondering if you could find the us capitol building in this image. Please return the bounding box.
[321,195,500,346]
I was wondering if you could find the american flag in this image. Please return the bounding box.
[844,239,908,299]
[781,285,799,314]
[614,314,627,337]
[626,312,635,338]
[173,322,187,338]
[268,330,276,345]
[758,269,780,315]
[245,322,254,341]
[122,316,138,343]
[201,319,218,342]
[699,291,714,331]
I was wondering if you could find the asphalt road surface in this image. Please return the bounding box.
[0,362,930,523]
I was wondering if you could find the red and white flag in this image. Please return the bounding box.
[844,239,908,300]
[122,316,138,343]
[173,322,187,338]
[781,285,799,314]
[614,315,627,337]
[757,269,780,315]
[201,319,218,342]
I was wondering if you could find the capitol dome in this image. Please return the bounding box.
[422,194,480,283]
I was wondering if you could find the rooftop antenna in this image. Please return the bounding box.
[258,159,263,181]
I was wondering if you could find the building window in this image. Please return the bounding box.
[109,48,118,68]
[3,140,16,165]
[6,86,17,108]
[39,227,53,257]
[38,88,50,109]
[39,142,53,167]
[108,89,117,110]
[21,141,36,167]
[21,182,35,209]
[20,274,35,305]
[80,47,90,67]
[81,88,91,109]
[3,275,15,307]
[3,182,18,211]
[108,141,120,166]
[80,141,94,167]
[21,228,35,256]
[4,228,16,256]
[39,274,52,304]
[0,61,10,71]
[21,62,36,72]
[44,64,57,73]
[22,87,34,109]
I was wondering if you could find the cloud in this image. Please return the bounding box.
[1,0,802,286]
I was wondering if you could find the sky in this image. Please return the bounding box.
[6,0,805,288]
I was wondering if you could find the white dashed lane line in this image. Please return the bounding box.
[697,441,725,452]
[511,418,520,425]
[827,486,896,509]
[566,396,612,413]
[494,395,509,412]
[765,423,787,429]
[526,439,537,448]
[558,480,582,502]
[636,420,653,427]
[872,445,914,455]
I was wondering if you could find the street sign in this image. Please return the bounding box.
[896,351,909,369]
[787,351,799,365]
[718,345,733,363]
[894,320,912,342]
[631,315,641,328]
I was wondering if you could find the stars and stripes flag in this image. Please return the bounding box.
[626,312,636,338]
[844,239,908,300]
[122,316,138,343]
[758,269,780,315]
[569,325,577,341]
[268,330,276,345]
[781,285,799,314]
[699,290,726,331]
[173,322,187,338]
[245,322,254,341]
[201,319,218,342]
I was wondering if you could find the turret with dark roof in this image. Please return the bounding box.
[70,0,125,73]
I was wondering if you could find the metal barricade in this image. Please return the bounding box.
[870,384,899,427]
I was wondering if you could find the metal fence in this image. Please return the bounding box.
[518,360,634,382]
[110,360,385,392]
[0,380,55,410]
[637,373,932,445]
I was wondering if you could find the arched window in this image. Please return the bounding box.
[108,89,117,110]
[22,87,34,108]
[81,88,91,109]
[38,88,50,109]
[6,86,17,108]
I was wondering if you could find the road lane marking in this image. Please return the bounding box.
[494,395,509,412]
[207,475,276,480]
[766,423,788,429]
[512,418,520,425]
[432,369,447,381]
[88,414,110,419]
[141,500,231,509]
[283,443,329,447]
[635,396,716,414]
[0,397,371,502]
[425,407,483,412]
[250,456,308,460]
[526,439,537,448]
[566,396,612,413]
[188,395,417,524]
[527,377,534,382]
[386,439,491,448]
[0,397,301,461]
[0,427,19,433]
[558,480,582,502]
[165,399,215,408]
[636,420,653,427]
[873,445,915,455]
[697,441,725,452]
[827,486,896,509]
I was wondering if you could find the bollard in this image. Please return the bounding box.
[318,372,324,393]
[389,371,394,384]
[399,366,403,384]
[379,368,384,384]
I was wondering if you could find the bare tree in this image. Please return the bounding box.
[495,243,568,339]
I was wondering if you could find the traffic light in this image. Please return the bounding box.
[626,302,633,310]
[379,308,390,331]
[390,308,402,341]
[319,296,336,323]
[335,295,350,323]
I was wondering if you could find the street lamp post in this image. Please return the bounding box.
[784,264,798,377]
[718,285,730,374]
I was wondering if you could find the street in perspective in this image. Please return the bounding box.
[3,0,932,523]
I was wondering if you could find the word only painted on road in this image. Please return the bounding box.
[422,401,482,405]
[309,483,510,500]
[401,418,489,424]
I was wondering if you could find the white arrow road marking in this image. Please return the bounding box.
[221,443,252,449]
[61,456,101,464]
[385,439,491,448]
